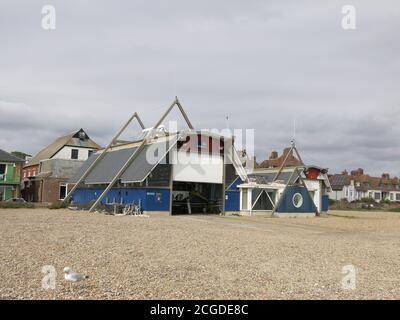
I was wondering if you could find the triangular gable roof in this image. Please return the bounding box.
[275,185,317,213]
[26,129,101,166]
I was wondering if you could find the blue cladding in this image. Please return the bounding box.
[225,191,240,211]
[276,186,317,213]
[225,176,242,211]
[322,195,329,212]
[144,188,170,211]
[227,176,243,191]
[72,188,104,204]
[72,187,170,211]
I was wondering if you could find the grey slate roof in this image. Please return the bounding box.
[0,149,25,163]
[329,174,350,190]
[248,171,298,185]
[69,141,173,184]
[120,143,169,183]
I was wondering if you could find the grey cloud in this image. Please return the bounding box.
[0,0,399,176]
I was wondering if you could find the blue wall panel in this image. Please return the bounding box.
[72,187,170,211]
[225,191,240,211]
[144,188,171,211]
[276,186,317,213]
[227,177,242,191]
[322,195,329,212]
[72,188,104,204]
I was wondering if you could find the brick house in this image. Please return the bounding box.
[22,129,101,204]
[329,168,400,202]
[0,149,25,201]
[257,148,303,169]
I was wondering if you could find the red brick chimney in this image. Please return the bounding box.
[382,173,390,180]
[283,148,291,157]
[269,151,278,160]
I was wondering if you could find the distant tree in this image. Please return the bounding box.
[11,151,31,161]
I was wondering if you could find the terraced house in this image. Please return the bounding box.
[329,168,400,202]
[0,149,24,201]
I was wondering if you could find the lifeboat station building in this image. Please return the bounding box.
[66,99,330,217]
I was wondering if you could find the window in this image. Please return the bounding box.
[252,190,275,211]
[71,149,79,160]
[390,193,394,201]
[88,150,94,158]
[396,194,400,201]
[59,184,67,200]
[374,192,381,200]
[293,193,304,208]
[0,164,5,180]
[78,131,86,140]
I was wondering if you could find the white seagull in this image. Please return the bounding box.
[64,267,89,282]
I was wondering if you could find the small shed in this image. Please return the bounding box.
[237,143,331,217]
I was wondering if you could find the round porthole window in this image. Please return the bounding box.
[292,193,303,208]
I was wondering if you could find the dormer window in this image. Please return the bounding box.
[78,131,86,140]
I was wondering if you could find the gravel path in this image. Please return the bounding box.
[0,209,399,300]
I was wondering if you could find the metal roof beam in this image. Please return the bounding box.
[63,112,146,204]
[153,97,194,130]
[87,97,194,212]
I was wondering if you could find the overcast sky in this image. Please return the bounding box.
[0,0,399,176]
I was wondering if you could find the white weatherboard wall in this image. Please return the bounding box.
[52,146,94,161]
[172,151,223,184]
[304,179,321,213]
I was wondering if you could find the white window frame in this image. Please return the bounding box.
[292,193,304,208]
[0,163,7,181]
[59,183,67,200]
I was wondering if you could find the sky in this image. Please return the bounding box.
[0,0,399,176]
